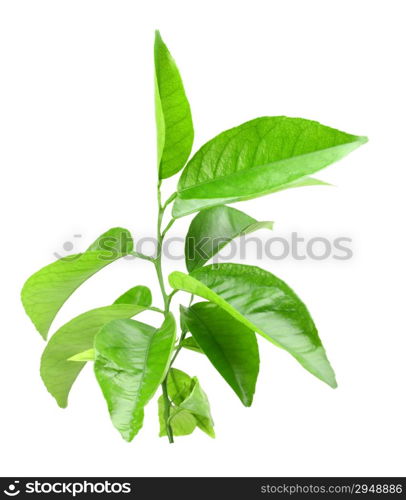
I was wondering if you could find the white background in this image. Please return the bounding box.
[1,0,405,477]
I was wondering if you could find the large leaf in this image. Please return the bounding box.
[185,205,273,272]
[154,31,194,179]
[21,227,134,339]
[94,314,176,441]
[40,303,147,408]
[169,264,337,388]
[181,302,259,406]
[158,368,214,438]
[172,116,367,217]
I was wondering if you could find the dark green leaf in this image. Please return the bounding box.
[21,227,134,339]
[94,314,176,441]
[155,31,194,179]
[40,303,146,408]
[172,116,367,217]
[185,205,273,272]
[181,302,259,406]
[169,263,337,388]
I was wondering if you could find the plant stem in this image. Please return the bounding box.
[154,179,174,443]
[169,329,187,369]
[161,377,174,444]
[131,251,155,262]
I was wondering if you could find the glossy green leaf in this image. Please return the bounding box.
[40,303,146,408]
[172,116,367,217]
[154,31,194,179]
[169,264,337,388]
[175,176,330,217]
[158,368,214,438]
[21,227,134,339]
[68,348,95,362]
[113,285,152,306]
[185,205,273,272]
[181,336,203,354]
[94,314,176,441]
[181,302,259,406]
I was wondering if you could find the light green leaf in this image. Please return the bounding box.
[172,116,367,217]
[181,302,259,406]
[181,336,203,354]
[68,348,95,362]
[165,367,192,404]
[185,205,273,272]
[94,314,176,441]
[158,368,214,439]
[180,377,215,438]
[40,303,146,408]
[21,227,134,339]
[158,399,197,437]
[113,285,152,306]
[158,367,197,437]
[169,264,337,388]
[155,31,194,179]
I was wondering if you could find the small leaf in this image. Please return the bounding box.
[21,227,134,339]
[94,314,176,441]
[155,31,194,179]
[68,348,95,362]
[158,399,197,437]
[114,285,152,306]
[172,116,367,217]
[40,303,146,408]
[180,377,215,438]
[158,368,214,438]
[185,205,273,272]
[169,263,337,388]
[181,336,203,354]
[181,302,259,406]
[165,367,193,404]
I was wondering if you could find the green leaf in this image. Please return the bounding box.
[40,303,146,408]
[94,314,176,441]
[172,116,367,217]
[169,263,337,388]
[154,31,194,179]
[181,336,203,354]
[68,348,95,362]
[113,285,152,306]
[158,368,214,439]
[185,205,273,272]
[164,367,192,404]
[180,377,215,438]
[158,367,197,437]
[181,302,259,406]
[21,227,134,339]
[158,399,197,437]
